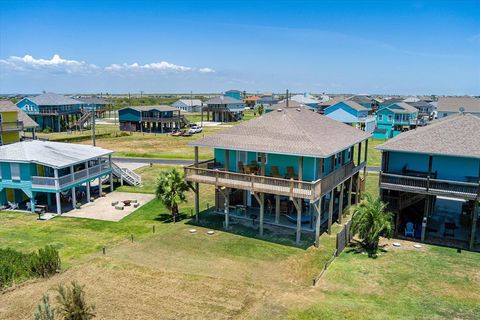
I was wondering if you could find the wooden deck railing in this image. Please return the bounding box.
[141,116,185,123]
[185,160,363,200]
[380,172,479,200]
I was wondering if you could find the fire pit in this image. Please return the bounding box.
[123,200,132,206]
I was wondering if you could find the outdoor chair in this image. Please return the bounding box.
[285,166,298,180]
[404,222,415,238]
[238,161,245,173]
[7,201,18,210]
[270,166,282,178]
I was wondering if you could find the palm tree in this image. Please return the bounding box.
[350,193,394,254]
[155,168,192,223]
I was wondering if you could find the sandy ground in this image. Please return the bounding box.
[62,192,154,222]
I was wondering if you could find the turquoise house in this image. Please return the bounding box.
[373,102,419,139]
[203,96,245,122]
[16,93,84,132]
[378,114,480,251]
[0,141,114,215]
[186,105,371,244]
[118,105,185,133]
[224,90,243,100]
[324,101,376,133]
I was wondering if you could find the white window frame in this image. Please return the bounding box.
[378,115,383,121]
[256,152,268,164]
[11,163,20,180]
[388,115,393,121]
[237,151,248,166]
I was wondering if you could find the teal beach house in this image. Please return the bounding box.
[185,104,371,245]
[373,102,419,139]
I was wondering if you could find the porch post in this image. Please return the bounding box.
[109,173,114,192]
[194,146,200,222]
[259,193,265,236]
[363,140,368,178]
[224,188,230,230]
[314,198,322,247]
[295,198,302,244]
[98,177,102,197]
[86,181,91,202]
[357,142,362,166]
[30,194,36,213]
[328,189,334,234]
[275,195,280,223]
[348,176,353,207]
[338,182,344,224]
[470,200,478,250]
[55,192,61,215]
[355,173,361,204]
[71,186,76,209]
[54,168,59,189]
[224,149,229,170]
[421,195,430,241]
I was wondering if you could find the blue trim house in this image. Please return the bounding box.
[437,97,480,119]
[224,90,243,100]
[373,102,419,139]
[172,99,203,112]
[16,93,84,132]
[0,141,114,216]
[378,114,480,250]
[186,104,371,244]
[203,96,245,122]
[118,105,185,133]
[324,101,376,133]
[290,93,319,111]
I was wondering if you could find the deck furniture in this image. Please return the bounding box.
[238,161,245,173]
[7,201,18,210]
[123,200,132,206]
[270,166,282,178]
[405,222,415,238]
[286,166,298,180]
[235,204,246,216]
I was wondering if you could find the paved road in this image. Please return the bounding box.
[113,157,381,172]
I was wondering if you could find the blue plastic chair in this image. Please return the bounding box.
[405,222,415,238]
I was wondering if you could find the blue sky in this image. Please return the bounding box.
[0,0,479,95]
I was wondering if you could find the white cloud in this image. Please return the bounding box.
[0,54,98,73]
[105,61,215,73]
[0,54,215,75]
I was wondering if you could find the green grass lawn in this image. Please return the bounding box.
[353,138,383,167]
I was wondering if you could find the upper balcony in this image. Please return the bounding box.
[141,115,185,123]
[380,172,479,200]
[185,159,365,201]
[31,162,111,190]
[0,121,23,132]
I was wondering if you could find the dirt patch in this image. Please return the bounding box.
[380,238,428,252]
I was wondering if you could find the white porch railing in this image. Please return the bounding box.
[31,163,111,190]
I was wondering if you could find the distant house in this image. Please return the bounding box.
[437,97,480,119]
[224,90,243,100]
[377,113,480,251]
[75,96,109,115]
[290,93,319,111]
[16,93,84,132]
[346,95,374,110]
[172,99,203,112]
[203,96,245,122]
[244,96,261,109]
[324,101,376,133]
[379,98,405,108]
[406,100,434,118]
[257,94,279,106]
[373,103,419,139]
[118,105,185,133]
[0,101,38,145]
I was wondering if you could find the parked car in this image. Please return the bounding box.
[188,126,203,134]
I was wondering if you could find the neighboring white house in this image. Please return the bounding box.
[172,99,203,112]
[437,97,480,119]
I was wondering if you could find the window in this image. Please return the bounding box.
[256,153,268,164]
[443,113,448,117]
[321,159,325,173]
[378,115,383,121]
[11,163,20,180]
[238,151,247,164]
[388,115,393,121]
[347,148,352,160]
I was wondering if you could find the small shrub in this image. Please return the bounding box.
[31,245,61,278]
[43,127,52,133]
[34,294,56,320]
[56,281,96,320]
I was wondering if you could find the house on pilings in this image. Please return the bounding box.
[185,103,371,245]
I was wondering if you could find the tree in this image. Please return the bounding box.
[55,281,95,320]
[155,168,192,222]
[350,193,394,255]
[256,104,265,116]
[34,294,55,320]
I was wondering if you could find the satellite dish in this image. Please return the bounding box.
[459,106,465,113]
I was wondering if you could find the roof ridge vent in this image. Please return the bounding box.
[277,108,282,112]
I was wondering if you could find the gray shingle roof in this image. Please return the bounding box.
[205,96,244,105]
[407,100,433,108]
[191,106,371,157]
[76,97,108,105]
[377,113,480,158]
[347,95,372,104]
[380,102,418,114]
[335,100,369,111]
[174,99,203,107]
[24,93,83,106]
[0,101,38,128]
[437,97,480,113]
[0,140,113,168]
